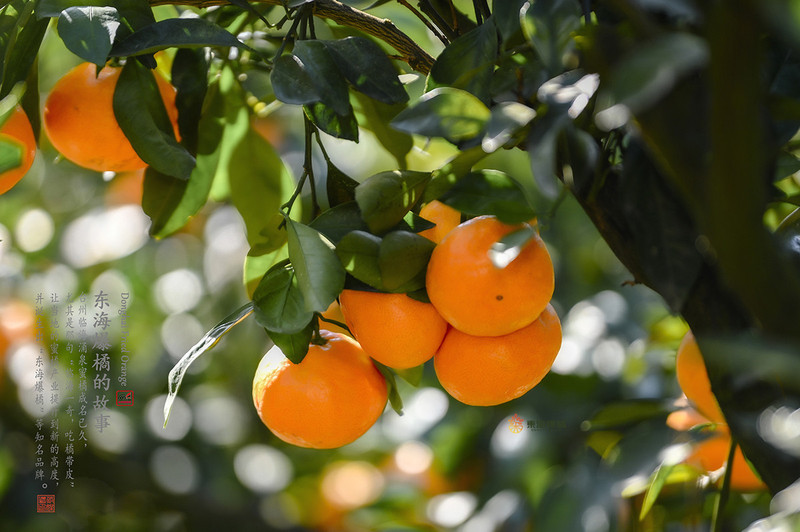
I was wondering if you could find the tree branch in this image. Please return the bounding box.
[148,0,436,74]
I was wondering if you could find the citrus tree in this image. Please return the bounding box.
[3,0,800,527]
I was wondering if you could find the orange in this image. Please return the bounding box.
[44,62,179,172]
[676,331,726,424]
[426,215,554,336]
[686,429,766,492]
[339,289,448,369]
[418,200,460,244]
[252,330,387,449]
[0,106,36,194]
[434,304,561,406]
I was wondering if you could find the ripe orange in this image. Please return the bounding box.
[43,62,179,173]
[675,331,726,424]
[686,429,765,491]
[252,330,387,449]
[418,200,461,244]
[426,215,554,336]
[434,304,562,406]
[339,289,448,369]
[0,106,36,194]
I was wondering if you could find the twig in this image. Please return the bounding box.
[148,0,436,73]
[397,0,448,45]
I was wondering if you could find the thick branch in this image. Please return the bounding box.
[148,0,435,73]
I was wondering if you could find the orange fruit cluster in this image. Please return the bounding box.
[43,62,179,173]
[667,330,765,491]
[340,206,562,407]
[0,106,37,195]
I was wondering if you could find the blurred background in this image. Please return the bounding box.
[0,4,777,531]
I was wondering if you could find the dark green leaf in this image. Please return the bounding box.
[164,302,254,426]
[353,92,412,168]
[271,54,320,105]
[171,47,208,155]
[493,0,527,41]
[113,60,196,180]
[520,0,581,74]
[391,87,490,143]
[441,170,537,224]
[309,201,368,244]
[482,101,536,152]
[563,125,600,194]
[266,323,314,364]
[244,245,289,299]
[325,160,359,207]
[57,6,119,68]
[427,21,498,103]
[294,40,351,115]
[355,170,431,234]
[402,210,436,233]
[252,260,314,334]
[1,3,47,99]
[537,70,599,117]
[394,364,424,386]
[325,36,408,104]
[526,104,571,199]
[37,0,108,18]
[286,219,346,313]
[304,101,359,141]
[111,17,248,57]
[378,231,435,293]
[595,34,708,129]
[336,230,383,289]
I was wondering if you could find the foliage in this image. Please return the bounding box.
[2,0,800,530]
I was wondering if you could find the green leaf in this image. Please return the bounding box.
[482,101,536,152]
[244,245,288,299]
[355,170,431,234]
[325,160,359,207]
[294,40,351,115]
[391,87,490,143]
[520,0,581,74]
[336,230,383,289]
[378,231,435,293]
[266,324,314,364]
[111,17,249,57]
[309,201,368,244]
[304,101,359,141]
[493,0,528,41]
[526,105,571,199]
[37,0,109,18]
[1,3,47,99]
[640,463,676,520]
[373,361,404,415]
[0,137,22,174]
[394,364,423,386]
[325,36,408,104]
[423,145,489,203]
[427,21,498,103]
[286,219,346,313]
[113,60,196,180]
[57,6,119,68]
[441,170,537,224]
[271,54,320,105]
[582,400,671,432]
[252,260,314,334]
[352,92,413,169]
[229,122,295,255]
[163,302,254,426]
